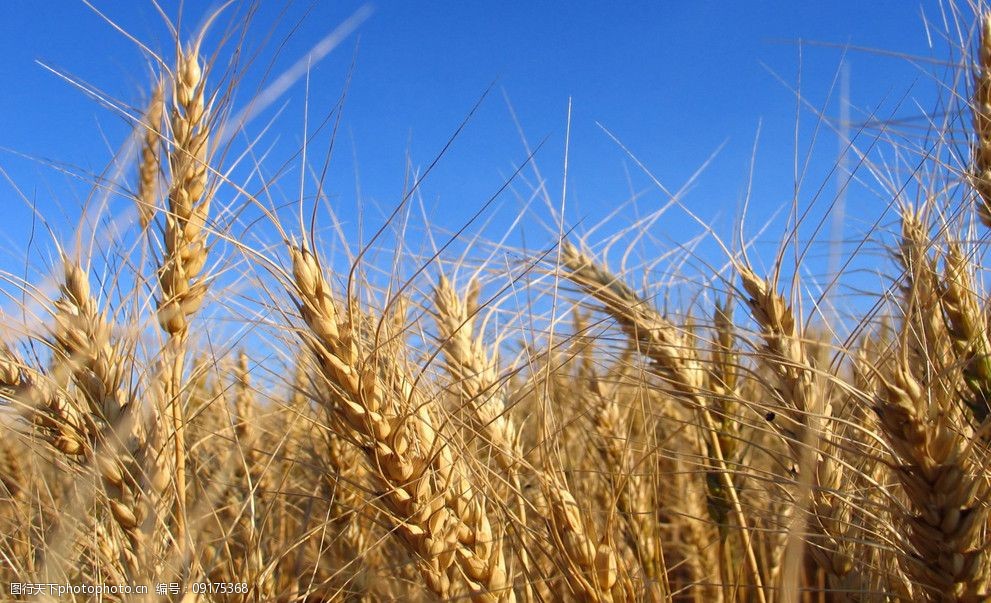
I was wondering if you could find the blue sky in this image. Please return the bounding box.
[0,1,962,314]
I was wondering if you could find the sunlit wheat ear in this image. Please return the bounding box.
[288,243,514,601]
[1,297,86,460]
[50,259,159,579]
[53,260,126,423]
[938,242,991,421]
[875,354,990,600]
[2,321,86,464]
[737,266,859,592]
[432,275,521,473]
[433,275,543,596]
[158,45,212,337]
[232,351,258,461]
[136,83,164,230]
[736,266,818,441]
[157,40,214,548]
[558,239,766,601]
[973,13,991,227]
[590,403,663,595]
[26,374,88,458]
[542,476,629,602]
[706,297,742,516]
[897,207,950,376]
[572,309,664,591]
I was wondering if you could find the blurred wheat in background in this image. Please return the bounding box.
[4,1,991,602]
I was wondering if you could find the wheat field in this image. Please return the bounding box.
[3,2,991,602]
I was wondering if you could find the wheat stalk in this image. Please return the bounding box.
[157,41,214,548]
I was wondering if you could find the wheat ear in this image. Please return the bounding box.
[875,354,990,600]
[559,240,766,602]
[897,207,950,383]
[973,13,991,227]
[52,259,161,577]
[136,83,164,230]
[157,42,213,547]
[433,275,547,597]
[737,266,860,594]
[0,422,24,500]
[573,309,665,594]
[541,473,633,603]
[432,276,522,474]
[289,244,514,601]
[938,242,991,421]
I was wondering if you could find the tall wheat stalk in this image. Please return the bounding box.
[156,41,213,548]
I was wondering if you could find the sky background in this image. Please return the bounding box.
[0,1,968,319]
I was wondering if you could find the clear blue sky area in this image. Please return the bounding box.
[0,1,960,311]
